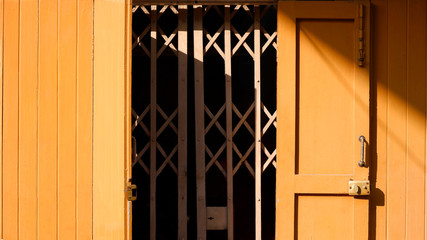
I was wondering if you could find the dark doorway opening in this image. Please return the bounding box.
[131,4,277,239]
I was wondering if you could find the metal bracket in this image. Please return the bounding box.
[348,180,370,196]
[127,184,137,201]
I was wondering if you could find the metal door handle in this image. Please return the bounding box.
[358,135,366,167]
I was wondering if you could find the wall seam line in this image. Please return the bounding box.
[424,0,427,238]
[56,0,59,238]
[36,0,40,238]
[17,0,20,237]
[386,0,390,239]
[405,0,409,238]
[75,0,79,239]
[91,0,94,238]
[1,0,4,236]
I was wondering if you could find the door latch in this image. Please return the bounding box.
[127,184,137,201]
[348,180,370,196]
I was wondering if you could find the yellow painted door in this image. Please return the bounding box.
[276,1,371,239]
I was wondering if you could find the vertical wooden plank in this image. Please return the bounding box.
[425,4,427,238]
[3,0,19,238]
[194,5,206,240]
[426,4,427,238]
[387,0,407,239]
[406,0,426,239]
[354,3,371,240]
[58,0,77,238]
[77,0,93,238]
[0,0,3,236]
[150,6,157,240]
[125,0,132,239]
[38,0,58,238]
[224,5,233,240]
[254,6,262,240]
[19,0,38,238]
[178,5,188,240]
[93,0,126,238]
[370,0,388,239]
[275,2,296,239]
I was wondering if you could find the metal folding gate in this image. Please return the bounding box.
[131,4,277,240]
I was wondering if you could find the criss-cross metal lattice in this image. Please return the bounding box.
[132,5,179,57]
[132,5,277,239]
[132,5,180,177]
[132,5,151,55]
[203,5,277,58]
[132,107,151,174]
[155,106,178,175]
[260,5,277,172]
[204,105,227,176]
[232,103,256,176]
[261,104,277,171]
[202,5,277,178]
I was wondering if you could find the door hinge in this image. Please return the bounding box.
[358,4,365,67]
[127,183,137,201]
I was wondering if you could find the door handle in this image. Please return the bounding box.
[358,135,366,167]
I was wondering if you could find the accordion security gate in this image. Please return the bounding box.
[131,4,277,240]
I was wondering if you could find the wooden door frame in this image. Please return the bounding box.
[93,0,132,239]
[93,1,276,239]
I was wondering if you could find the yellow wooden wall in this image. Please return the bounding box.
[1,0,130,239]
[1,0,93,239]
[371,0,427,239]
[1,0,427,239]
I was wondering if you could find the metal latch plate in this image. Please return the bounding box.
[348,180,370,196]
[127,184,137,201]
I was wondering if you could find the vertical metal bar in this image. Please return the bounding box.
[224,5,234,240]
[150,5,157,240]
[254,6,262,240]
[177,5,188,240]
[194,5,207,240]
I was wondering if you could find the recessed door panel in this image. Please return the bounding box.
[297,195,354,239]
[297,19,355,175]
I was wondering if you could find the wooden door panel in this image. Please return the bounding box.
[276,1,370,239]
[297,19,355,175]
[297,196,353,238]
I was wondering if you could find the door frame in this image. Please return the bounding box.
[93,1,277,240]
[92,0,132,239]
